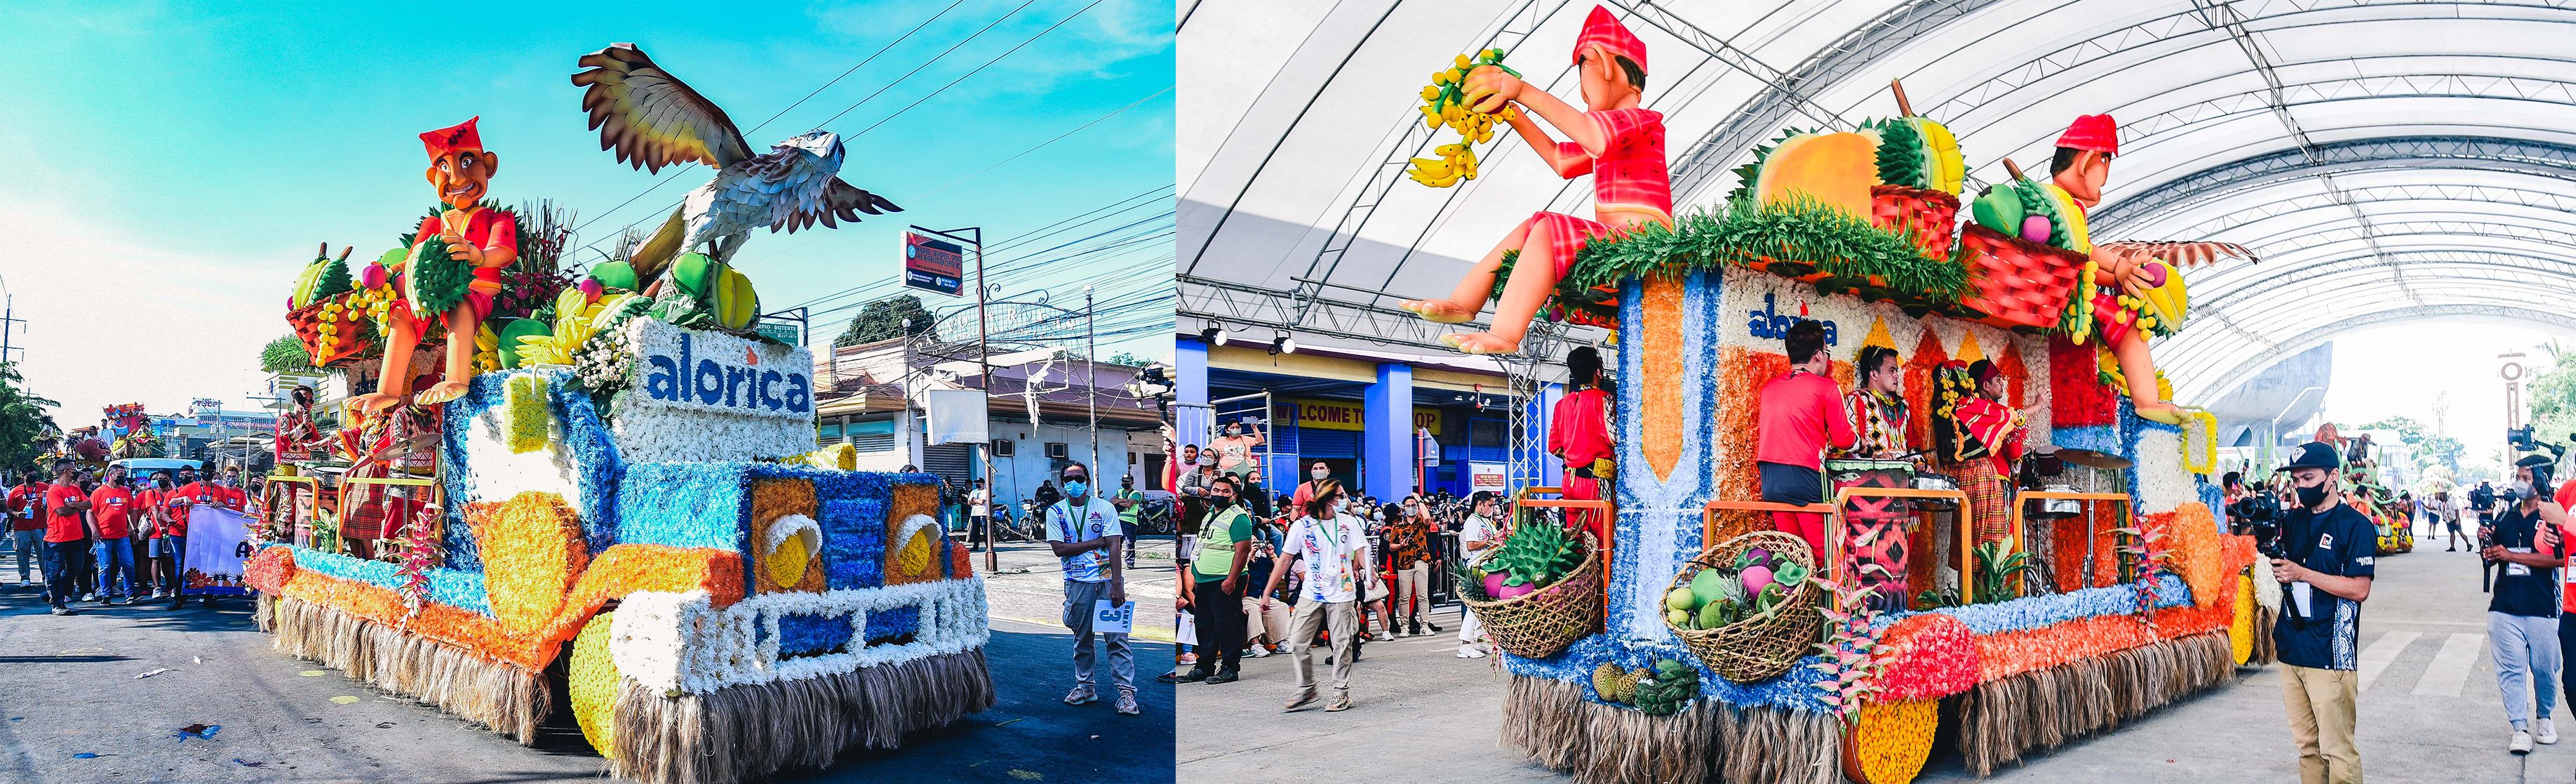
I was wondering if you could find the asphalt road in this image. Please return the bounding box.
[0,562,1174,784]
[1179,523,2563,783]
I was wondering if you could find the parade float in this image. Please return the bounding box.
[1410,8,2278,783]
[244,44,984,784]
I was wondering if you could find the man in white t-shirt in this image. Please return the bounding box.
[1261,479,1368,712]
[1047,462,1136,715]
[967,480,991,546]
[1456,491,1504,658]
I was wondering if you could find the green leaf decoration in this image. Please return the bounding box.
[1561,195,1969,301]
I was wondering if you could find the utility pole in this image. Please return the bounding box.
[0,272,24,366]
[1085,286,1099,478]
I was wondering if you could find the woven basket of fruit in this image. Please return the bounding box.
[1457,526,1601,659]
[1870,185,1960,260]
[1664,531,1823,684]
[287,293,378,368]
[1957,224,2086,329]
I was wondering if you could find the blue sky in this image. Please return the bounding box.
[0,0,1174,423]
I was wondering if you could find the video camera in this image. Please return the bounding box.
[2507,425,2570,460]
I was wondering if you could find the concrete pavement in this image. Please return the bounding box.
[0,543,1176,784]
[1177,528,2570,783]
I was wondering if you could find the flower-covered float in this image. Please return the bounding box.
[247,44,979,784]
[1393,11,2280,783]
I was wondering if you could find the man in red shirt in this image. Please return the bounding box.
[87,465,139,604]
[1755,321,1857,557]
[39,459,93,613]
[1548,346,1615,544]
[6,472,46,586]
[164,467,213,608]
[134,472,169,599]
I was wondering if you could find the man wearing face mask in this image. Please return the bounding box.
[2269,441,2376,784]
[2484,453,2569,755]
[1047,462,1137,715]
[1179,475,1254,684]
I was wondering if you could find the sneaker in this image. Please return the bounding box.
[1371,630,1394,642]
[1282,690,1321,712]
[1248,646,1273,658]
[1174,670,1210,684]
[1457,645,1488,658]
[1153,671,1183,684]
[1115,690,1139,716]
[1205,670,1239,684]
[49,605,71,616]
[1324,693,1353,712]
[1177,652,1198,665]
[1392,627,1411,639]
[1426,622,1442,632]
[2512,729,2534,755]
[1063,685,1098,705]
[2541,718,2559,745]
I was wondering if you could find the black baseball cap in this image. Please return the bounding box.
[2278,441,2340,472]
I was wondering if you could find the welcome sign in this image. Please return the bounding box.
[617,319,819,463]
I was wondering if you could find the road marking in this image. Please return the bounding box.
[2358,631,2420,692]
[2413,632,2487,697]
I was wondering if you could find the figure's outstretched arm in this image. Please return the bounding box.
[1465,66,1603,175]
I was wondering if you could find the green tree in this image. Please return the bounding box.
[1106,352,1147,366]
[260,335,314,373]
[0,361,62,473]
[2361,414,2463,475]
[833,295,938,347]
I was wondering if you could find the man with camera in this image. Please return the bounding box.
[2269,441,2376,784]
[2477,453,2568,755]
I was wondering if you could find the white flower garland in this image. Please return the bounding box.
[609,578,991,694]
[2250,557,2281,613]
[2133,430,2195,514]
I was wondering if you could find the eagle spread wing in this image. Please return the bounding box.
[571,44,753,173]
[776,179,902,234]
[2091,241,2257,268]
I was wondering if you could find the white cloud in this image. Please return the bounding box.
[0,195,281,427]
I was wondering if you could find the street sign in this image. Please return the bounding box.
[904,232,965,297]
[753,321,803,345]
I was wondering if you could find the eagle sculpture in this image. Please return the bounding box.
[572,43,901,284]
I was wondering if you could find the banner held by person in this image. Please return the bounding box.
[184,505,254,596]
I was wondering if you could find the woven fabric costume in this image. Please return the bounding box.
[1938,361,2025,545]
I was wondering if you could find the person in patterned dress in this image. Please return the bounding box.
[1936,360,2027,547]
[1400,6,1664,355]
[1834,345,1917,610]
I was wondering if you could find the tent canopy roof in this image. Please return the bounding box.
[1181,0,2576,397]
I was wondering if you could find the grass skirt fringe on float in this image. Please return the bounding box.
[608,648,997,784]
[260,594,551,743]
[1502,675,1840,784]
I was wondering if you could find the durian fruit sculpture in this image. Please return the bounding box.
[1861,81,1966,257]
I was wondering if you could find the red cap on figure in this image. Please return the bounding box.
[1574,6,1646,74]
[420,117,484,160]
[2056,114,2118,157]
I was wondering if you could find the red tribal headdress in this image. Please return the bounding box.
[2056,114,2118,157]
[1574,5,1646,74]
[420,117,484,160]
